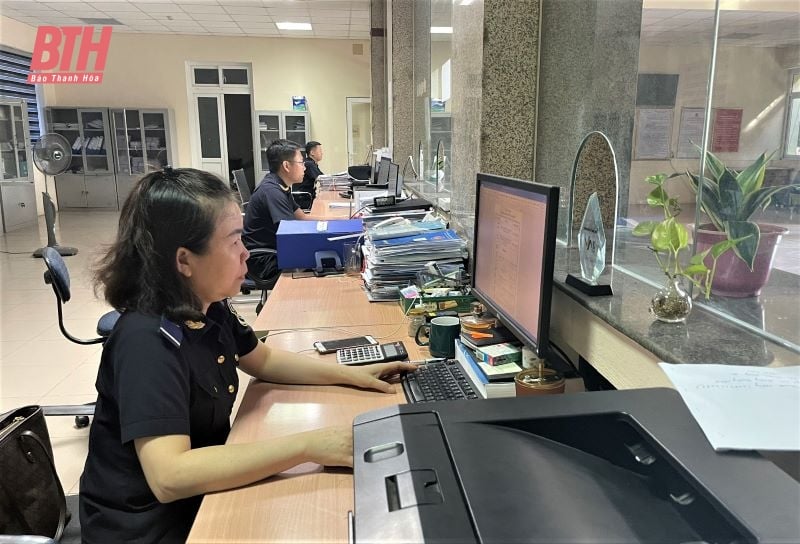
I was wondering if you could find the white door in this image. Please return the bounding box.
[194,94,226,177]
[346,97,371,166]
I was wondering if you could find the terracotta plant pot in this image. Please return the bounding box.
[694,223,788,298]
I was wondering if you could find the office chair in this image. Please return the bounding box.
[236,247,276,315]
[40,247,120,428]
[232,168,252,210]
[291,185,313,212]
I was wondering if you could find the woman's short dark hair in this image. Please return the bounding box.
[94,168,236,321]
[305,141,321,156]
[267,139,301,173]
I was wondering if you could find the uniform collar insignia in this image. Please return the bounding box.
[184,320,205,330]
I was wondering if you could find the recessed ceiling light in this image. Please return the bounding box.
[460,0,474,5]
[276,22,312,30]
[430,26,452,33]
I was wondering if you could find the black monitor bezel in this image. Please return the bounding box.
[470,173,560,359]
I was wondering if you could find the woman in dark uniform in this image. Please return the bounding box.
[79,168,415,543]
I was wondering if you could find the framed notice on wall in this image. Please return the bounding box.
[677,107,705,159]
[711,108,743,153]
[634,108,673,160]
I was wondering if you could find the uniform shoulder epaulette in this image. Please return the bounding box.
[159,316,183,348]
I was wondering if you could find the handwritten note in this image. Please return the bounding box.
[659,363,800,451]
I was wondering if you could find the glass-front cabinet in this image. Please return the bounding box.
[112,108,172,207]
[47,107,173,209]
[48,107,116,209]
[0,99,36,232]
[255,111,310,182]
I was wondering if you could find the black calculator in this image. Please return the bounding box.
[336,342,409,365]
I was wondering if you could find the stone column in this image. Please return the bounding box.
[370,0,387,149]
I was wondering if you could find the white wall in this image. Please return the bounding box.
[630,43,800,204]
[1,17,371,179]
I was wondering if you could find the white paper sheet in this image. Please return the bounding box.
[659,363,800,451]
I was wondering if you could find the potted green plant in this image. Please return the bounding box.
[681,150,798,297]
[633,174,747,322]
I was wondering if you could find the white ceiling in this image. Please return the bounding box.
[1,2,796,46]
[0,0,371,40]
[641,8,800,47]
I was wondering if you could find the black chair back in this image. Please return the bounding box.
[233,169,252,205]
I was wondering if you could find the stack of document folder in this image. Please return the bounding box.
[361,227,467,301]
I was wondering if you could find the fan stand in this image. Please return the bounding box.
[32,174,78,258]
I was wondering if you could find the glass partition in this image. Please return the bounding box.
[614,1,800,354]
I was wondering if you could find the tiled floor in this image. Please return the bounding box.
[0,210,258,495]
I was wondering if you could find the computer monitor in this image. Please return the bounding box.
[471,173,559,358]
[374,156,391,185]
[387,162,400,197]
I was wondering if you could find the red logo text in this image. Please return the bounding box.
[28,26,112,84]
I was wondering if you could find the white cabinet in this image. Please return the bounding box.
[255,111,310,181]
[47,107,174,209]
[111,108,173,207]
[0,99,36,232]
[48,107,117,209]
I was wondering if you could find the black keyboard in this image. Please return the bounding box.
[402,359,479,403]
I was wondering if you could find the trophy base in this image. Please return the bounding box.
[566,274,613,296]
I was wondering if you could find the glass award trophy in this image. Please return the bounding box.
[566,192,613,296]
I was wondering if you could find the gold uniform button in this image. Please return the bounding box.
[217,355,225,364]
[228,385,235,394]
[234,354,239,362]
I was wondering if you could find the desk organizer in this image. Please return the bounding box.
[399,294,476,314]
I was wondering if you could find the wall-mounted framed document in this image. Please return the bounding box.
[634,108,673,160]
[677,107,705,159]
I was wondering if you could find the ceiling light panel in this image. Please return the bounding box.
[276,22,313,30]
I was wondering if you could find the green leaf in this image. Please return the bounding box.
[703,149,726,181]
[683,263,709,276]
[735,152,772,195]
[632,220,659,236]
[647,186,668,207]
[726,221,760,270]
[645,173,666,185]
[709,239,739,259]
[689,248,711,265]
[689,172,725,229]
[651,220,673,252]
[670,221,689,252]
[718,169,744,222]
[739,185,798,221]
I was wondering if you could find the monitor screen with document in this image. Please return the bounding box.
[471,173,559,358]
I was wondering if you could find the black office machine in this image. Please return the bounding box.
[352,388,800,543]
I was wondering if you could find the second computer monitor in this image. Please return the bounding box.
[387,162,400,197]
[375,157,392,185]
[470,173,559,359]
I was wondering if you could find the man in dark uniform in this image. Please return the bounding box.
[242,139,311,290]
[296,140,323,204]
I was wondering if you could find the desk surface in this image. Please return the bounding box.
[189,282,425,542]
[252,274,406,333]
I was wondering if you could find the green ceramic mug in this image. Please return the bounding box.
[415,316,461,358]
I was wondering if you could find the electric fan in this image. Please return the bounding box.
[31,133,78,258]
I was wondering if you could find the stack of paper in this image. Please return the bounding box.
[659,363,800,451]
[317,174,351,191]
[361,229,467,301]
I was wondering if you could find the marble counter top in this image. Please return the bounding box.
[553,248,800,367]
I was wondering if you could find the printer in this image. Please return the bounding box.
[352,388,800,543]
